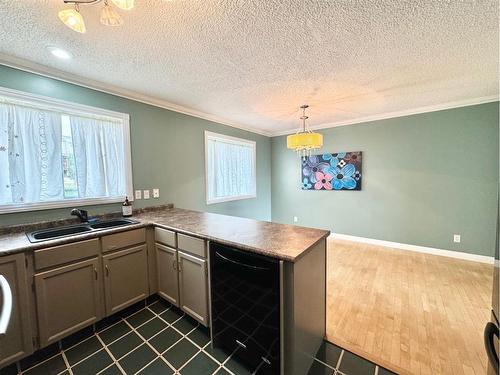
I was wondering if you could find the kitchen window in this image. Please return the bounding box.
[0,87,133,213]
[205,131,256,204]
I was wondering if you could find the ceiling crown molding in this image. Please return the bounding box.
[1,54,497,138]
[272,94,499,137]
[0,53,273,137]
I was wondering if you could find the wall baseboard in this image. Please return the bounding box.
[330,233,494,264]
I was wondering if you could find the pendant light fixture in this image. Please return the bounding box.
[58,0,133,33]
[111,0,134,10]
[287,105,324,158]
[58,4,86,33]
[100,0,123,26]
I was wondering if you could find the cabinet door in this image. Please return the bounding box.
[178,251,208,326]
[155,244,179,306]
[103,245,148,315]
[35,257,102,347]
[0,253,33,368]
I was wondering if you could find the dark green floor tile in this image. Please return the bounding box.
[187,326,211,348]
[179,352,219,375]
[119,344,157,374]
[126,309,155,327]
[172,316,198,334]
[99,364,123,375]
[149,327,182,353]
[64,336,102,365]
[137,317,168,339]
[98,321,131,344]
[224,355,253,375]
[338,351,375,375]
[0,362,18,375]
[215,369,231,375]
[24,355,66,375]
[307,359,335,375]
[315,341,342,368]
[71,349,113,375]
[20,343,60,370]
[148,300,171,315]
[61,326,94,349]
[159,307,183,323]
[137,358,174,375]
[162,338,199,369]
[108,331,144,359]
[203,344,232,364]
[378,367,397,375]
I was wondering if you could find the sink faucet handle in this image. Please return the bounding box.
[71,208,89,222]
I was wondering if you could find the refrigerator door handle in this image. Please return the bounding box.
[484,321,499,373]
[0,275,13,337]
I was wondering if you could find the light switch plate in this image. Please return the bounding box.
[135,190,142,200]
[143,190,150,199]
[153,188,160,198]
[453,234,461,243]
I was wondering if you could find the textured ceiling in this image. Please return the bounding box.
[0,0,498,135]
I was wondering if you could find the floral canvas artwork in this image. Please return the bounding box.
[301,152,362,191]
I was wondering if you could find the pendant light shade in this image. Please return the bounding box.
[58,6,86,33]
[286,105,323,157]
[100,2,124,26]
[111,0,135,10]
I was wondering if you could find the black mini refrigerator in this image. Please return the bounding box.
[210,242,280,375]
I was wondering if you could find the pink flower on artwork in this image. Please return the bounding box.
[314,172,333,190]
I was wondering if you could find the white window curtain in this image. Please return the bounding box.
[206,133,256,204]
[0,102,63,205]
[70,115,126,199]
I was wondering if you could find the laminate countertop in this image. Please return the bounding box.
[0,207,330,262]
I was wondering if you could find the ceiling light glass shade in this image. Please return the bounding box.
[287,132,323,157]
[58,8,86,33]
[111,0,134,10]
[100,4,124,26]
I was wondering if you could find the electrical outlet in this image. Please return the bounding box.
[153,188,160,198]
[293,216,298,223]
[134,190,142,200]
[453,234,461,243]
[143,190,150,199]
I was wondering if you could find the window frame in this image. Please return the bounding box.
[204,131,257,205]
[0,86,133,214]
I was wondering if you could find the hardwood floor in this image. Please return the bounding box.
[326,238,494,375]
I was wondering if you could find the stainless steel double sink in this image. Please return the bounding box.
[26,218,139,243]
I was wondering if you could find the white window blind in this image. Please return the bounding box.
[205,131,256,204]
[0,88,132,213]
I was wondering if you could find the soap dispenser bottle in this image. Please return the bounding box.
[122,196,132,217]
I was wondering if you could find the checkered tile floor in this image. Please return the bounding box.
[0,298,396,375]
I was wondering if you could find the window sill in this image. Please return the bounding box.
[0,197,129,214]
[206,194,257,205]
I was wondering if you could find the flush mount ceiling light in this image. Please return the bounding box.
[48,47,72,59]
[287,105,324,158]
[58,0,133,33]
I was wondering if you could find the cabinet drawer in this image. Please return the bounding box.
[177,234,206,258]
[34,238,100,270]
[101,228,146,253]
[155,227,176,248]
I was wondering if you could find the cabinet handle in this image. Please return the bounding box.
[172,260,177,270]
[94,268,98,280]
[0,275,13,336]
[105,265,110,277]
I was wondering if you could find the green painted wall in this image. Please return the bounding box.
[272,102,499,257]
[0,65,272,225]
[1,65,497,257]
